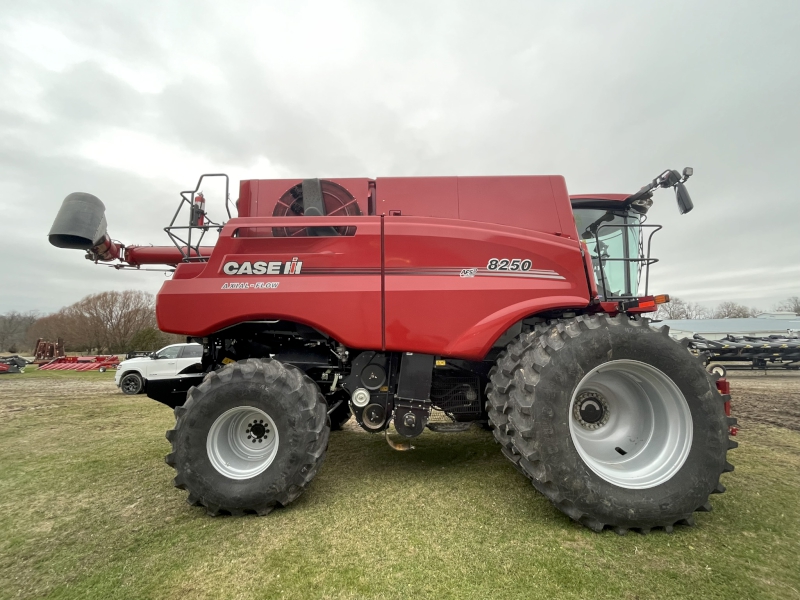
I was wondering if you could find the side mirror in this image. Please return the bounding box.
[675,182,694,214]
[150,352,158,359]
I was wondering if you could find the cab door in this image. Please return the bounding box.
[176,344,202,373]
[149,345,182,379]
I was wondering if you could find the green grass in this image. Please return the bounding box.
[0,375,799,600]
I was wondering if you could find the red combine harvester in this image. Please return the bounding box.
[49,170,736,533]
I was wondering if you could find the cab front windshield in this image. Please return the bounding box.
[574,209,642,299]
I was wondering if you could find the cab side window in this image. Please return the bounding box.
[156,346,181,359]
[181,345,203,358]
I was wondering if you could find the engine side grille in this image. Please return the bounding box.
[430,371,482,419]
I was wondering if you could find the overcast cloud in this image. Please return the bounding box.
[0,0,798,314]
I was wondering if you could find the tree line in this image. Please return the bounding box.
[655,296,799,320]
[0,290,181,354]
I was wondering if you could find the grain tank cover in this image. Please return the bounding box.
[49,192,108,249]
[375,175,577,239]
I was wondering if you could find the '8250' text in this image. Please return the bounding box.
[487,258,533,271]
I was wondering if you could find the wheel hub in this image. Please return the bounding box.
[207,407,280,480]
[568,360,693,490]
[247,420,268,443]
[573,391,610,429]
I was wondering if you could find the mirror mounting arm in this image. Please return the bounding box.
[625,167,695,215]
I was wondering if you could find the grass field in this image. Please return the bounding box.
[1,370,799,600]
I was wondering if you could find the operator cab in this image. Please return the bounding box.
[570,167,694,301]
[572,207,650,300]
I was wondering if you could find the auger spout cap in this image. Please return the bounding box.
[49,192,108,249]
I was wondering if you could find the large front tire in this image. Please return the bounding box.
[487,314,736,533]
[165,358,330,516]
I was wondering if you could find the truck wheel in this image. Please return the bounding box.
[165,358,330,516]
[487,314,736,534]
[120,372,143,395]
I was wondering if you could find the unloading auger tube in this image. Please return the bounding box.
[49,192,212,266]
[46,169,736,532]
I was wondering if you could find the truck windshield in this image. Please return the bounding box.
[573,209,641,299]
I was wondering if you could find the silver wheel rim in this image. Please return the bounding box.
[568,359,692,489]
[206,407,279,480]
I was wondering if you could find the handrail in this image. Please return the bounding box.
[164,173,231,262]
[591,223,662,301]
[222,216,378,237]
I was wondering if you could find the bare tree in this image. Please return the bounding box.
[655,297,710,320]
[684,302,711,320]
[0,311,38,352]
[775,296,800,315]
[713,301,759,319]
[26,290,159,353]
[76,290,156,353]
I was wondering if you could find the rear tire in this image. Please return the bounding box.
[487,314,736,533]
[120,372,143,395]
[165,358,330,516]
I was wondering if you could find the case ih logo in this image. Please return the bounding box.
[222,258,302,276]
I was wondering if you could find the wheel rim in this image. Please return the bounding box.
[569,359,693,489]
[122,376,139,393]
[206,407,279,480]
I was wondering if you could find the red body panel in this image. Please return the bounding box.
[383,217,587,359]
[157,217,383,349]
[377,176,578,239]
[155,176,593,359]
[377,177,459,218]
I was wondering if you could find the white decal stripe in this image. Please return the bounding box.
[478,272,566,280]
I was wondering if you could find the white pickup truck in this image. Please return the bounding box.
[115,343,203,395]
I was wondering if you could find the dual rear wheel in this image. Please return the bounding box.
[487,314,736,533]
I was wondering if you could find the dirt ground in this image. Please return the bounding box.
[727,371,800,432]
[0,377,113,417]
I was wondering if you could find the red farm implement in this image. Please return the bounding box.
[38,355,119,371]
[33,338,65,364]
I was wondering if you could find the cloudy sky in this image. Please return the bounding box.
[1,0,798,314]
